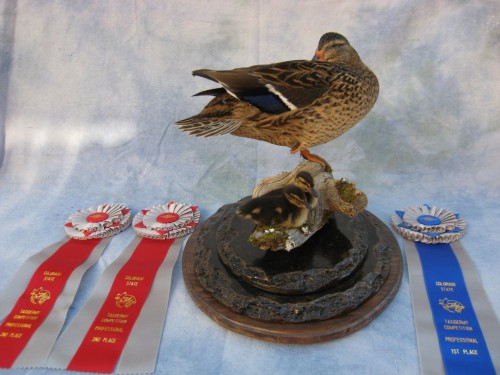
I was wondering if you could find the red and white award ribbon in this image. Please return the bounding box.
[0,204,131,369]
[46,201,200,374]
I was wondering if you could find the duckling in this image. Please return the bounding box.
[237,185,312,228]
[265,171,319,208]
[177,32,379,169]
[293,171,319,208]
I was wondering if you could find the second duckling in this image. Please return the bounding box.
[237,185,312,228]
[291,171,318,208]
[264,171,319,208]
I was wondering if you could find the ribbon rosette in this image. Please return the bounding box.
[391,204,466,244]
[133,201,200,239]
[64,203,132,239]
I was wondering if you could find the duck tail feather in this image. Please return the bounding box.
[176,118,242,137]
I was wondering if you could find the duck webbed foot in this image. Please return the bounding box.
[290,147,332,173]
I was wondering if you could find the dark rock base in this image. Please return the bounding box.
[190,202,396,323]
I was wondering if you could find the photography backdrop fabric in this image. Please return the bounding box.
[0,1,499,374]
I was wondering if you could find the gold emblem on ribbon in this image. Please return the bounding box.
[439,298,465,313]
[115,292,137,309]
[30,287,51,305]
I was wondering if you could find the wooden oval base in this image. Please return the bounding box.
[183,209,403,344]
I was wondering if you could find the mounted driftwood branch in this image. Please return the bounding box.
[249,161,368,251]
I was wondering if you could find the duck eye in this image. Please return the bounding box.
[331,41,346,48]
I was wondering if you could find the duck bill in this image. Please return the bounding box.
[312,49,325,61]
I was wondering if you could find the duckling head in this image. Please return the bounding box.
[284,185,312,210]
[312,32,361,65]
[295,171,319,199]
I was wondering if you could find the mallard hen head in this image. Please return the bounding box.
[312,32,361,65]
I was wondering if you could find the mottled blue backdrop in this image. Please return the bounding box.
[0,1,499,374]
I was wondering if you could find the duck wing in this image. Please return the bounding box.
[193,60,332,114]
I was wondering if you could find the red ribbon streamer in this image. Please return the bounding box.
[0,238,102,368]
[67,238,175,373]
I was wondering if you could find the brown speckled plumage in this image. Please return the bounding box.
[177,32,378,159]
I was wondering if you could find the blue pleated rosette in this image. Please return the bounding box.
[391,204,466,244]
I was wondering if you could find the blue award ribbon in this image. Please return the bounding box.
[392,205,500,375]
[415,242,495,375]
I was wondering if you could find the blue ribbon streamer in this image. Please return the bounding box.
[415,242,496,375]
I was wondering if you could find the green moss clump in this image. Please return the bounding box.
[335,178,357,204]
[249,225,289,250]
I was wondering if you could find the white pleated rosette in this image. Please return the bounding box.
[133,201,200,240]
[64,203,132,240]
[391,204,466,244]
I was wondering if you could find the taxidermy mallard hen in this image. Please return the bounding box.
[176,32,379,168]
[237,185,311,228]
